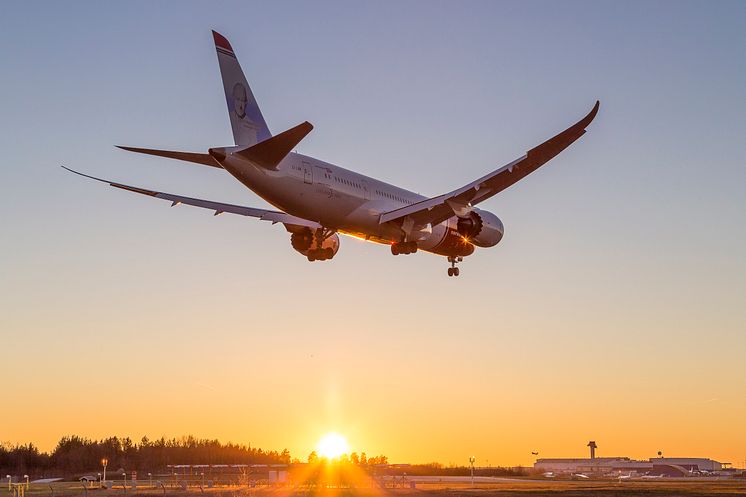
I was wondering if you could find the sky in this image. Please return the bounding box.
[1,1,745,468]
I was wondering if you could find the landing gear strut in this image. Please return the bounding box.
[391,241,418,256]
[306,227,336,262]
[447,256,462,277]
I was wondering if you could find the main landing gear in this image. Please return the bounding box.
[391,241,418,255]
[305,228,337,262]
[447,256,463,277]
[307,247,334,261]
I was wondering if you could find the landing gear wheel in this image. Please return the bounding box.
[392,241,418,255]
[446,256,462,277]
[305,228,337,262]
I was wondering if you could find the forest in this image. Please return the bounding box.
[0,435,290,477]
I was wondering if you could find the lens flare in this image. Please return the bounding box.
[316,432,349,459]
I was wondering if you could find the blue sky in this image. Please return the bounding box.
[1,1,745,464]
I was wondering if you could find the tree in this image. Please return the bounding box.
[308,451,319,464]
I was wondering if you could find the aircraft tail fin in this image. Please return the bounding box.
[212,30,272,147]
[234,121,313,170]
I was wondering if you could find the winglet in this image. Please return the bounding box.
[527,100,600,164]
[233,121,313,169]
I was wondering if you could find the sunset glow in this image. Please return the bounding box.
[317,432,349,459]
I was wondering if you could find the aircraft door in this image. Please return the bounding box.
[313,165,330,185]
[313,165,333,199]
[362,179,370,200]
[302,160,312,184]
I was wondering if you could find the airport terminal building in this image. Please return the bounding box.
[534,442,725,476]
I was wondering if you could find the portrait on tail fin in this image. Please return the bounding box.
[229,82,262,145]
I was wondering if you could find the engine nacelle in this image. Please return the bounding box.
[456,210,504,248]
[291,230,340,257]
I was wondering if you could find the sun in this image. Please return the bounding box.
[316,432,349,459]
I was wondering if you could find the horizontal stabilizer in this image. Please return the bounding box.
[117,146,222,168]
[234,121,313,169]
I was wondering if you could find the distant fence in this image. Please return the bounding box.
[2,481,261,497]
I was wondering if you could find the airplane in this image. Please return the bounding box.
[64,31,599,277]
[571,473,590,479]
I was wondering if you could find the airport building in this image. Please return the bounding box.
[534,441,726,476]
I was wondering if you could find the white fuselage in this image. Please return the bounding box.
[218,149,487,255]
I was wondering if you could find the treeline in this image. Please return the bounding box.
[0,435,291,477]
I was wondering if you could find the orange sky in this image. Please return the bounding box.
[2,274,744,467]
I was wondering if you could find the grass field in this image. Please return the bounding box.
[6,480,746,497]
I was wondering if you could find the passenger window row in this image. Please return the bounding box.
[334,176,361,189]
[375,189,413,205]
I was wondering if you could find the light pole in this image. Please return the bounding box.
[102,458,108,483]
[24,475,29,490]
[148,474,152,488]
[6,476,11,491]
[122,473,126,493]
[469,457,476,487]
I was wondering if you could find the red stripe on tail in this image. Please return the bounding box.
[212,30,233,53]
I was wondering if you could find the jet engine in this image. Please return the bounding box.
[291,229,340,261]
[456,210,504,248]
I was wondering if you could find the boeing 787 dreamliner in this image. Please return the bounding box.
[65,31,599,277]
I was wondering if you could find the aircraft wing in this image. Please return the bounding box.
[61,166,321,232]
[379,101,599,226]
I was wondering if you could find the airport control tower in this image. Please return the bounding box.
[587,441,597,459]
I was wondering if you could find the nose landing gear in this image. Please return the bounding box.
[447,256,463,277]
